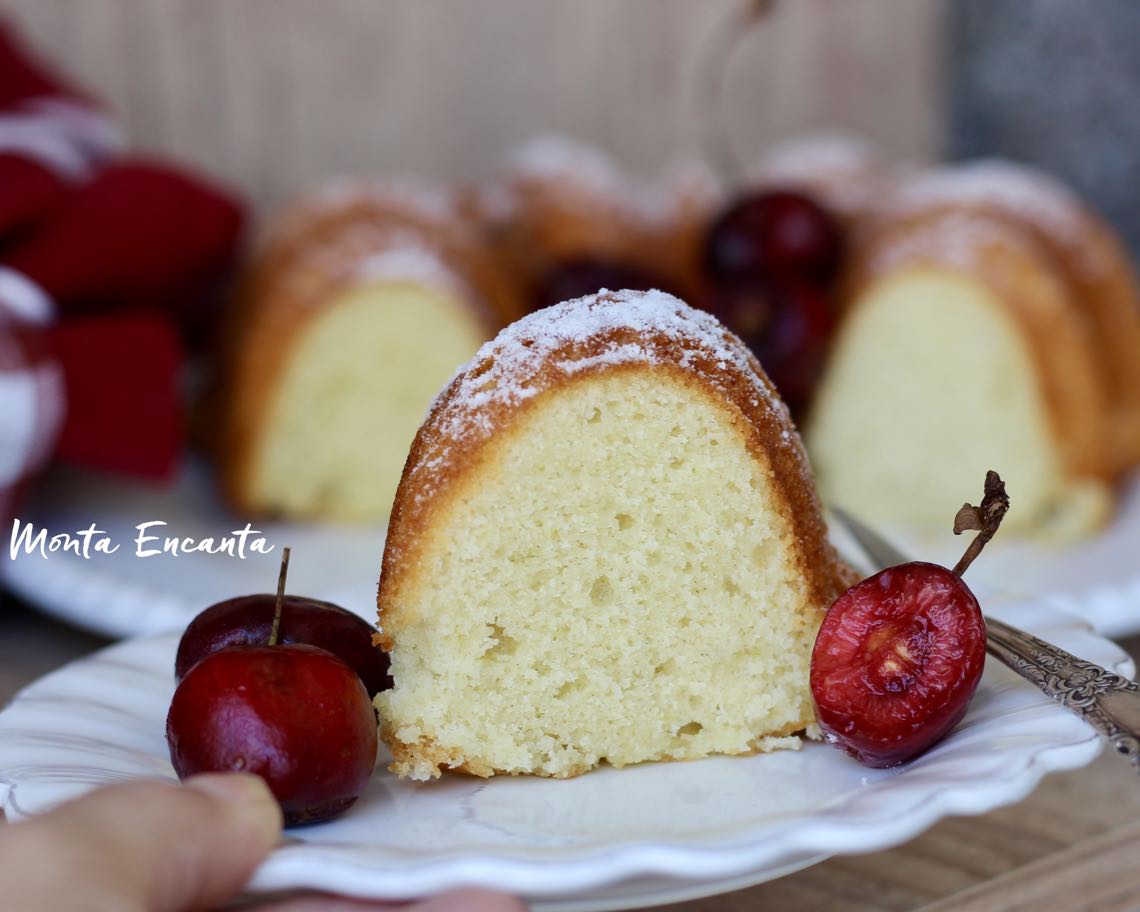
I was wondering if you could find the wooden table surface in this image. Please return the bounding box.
[2,594,1139,912]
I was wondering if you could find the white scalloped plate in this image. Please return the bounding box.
[0,601,1131,911]
[5,465,1140,640]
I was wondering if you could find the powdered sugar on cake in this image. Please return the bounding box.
[748,133,886,217]
[867,210,1042,275]
[885,161,1106,275]
[486,134,677,224]
[352,244,470,300]
[400,290,811,506]
[449,289,780,415]
[751,133,878,183]
[310,177,462,223]
[257,178,468,266]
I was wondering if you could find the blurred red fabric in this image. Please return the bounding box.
[2,160,244,317]
[0,154,69,241]
[0,17,245,528]
[47,314,185,479]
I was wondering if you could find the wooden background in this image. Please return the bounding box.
[0,0,944,213]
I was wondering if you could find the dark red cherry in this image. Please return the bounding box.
[811,474,1010,767]
[810,562,987,767]
[705,190,842,282]
[175,595,392,696]
[533,257,668,311]
[702,277,834,414]
[167,644,378,825]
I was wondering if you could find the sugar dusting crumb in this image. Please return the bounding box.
[259,177,467,264]
[506,134,630,195]
[752,132,878,182]
[747,133,885,217]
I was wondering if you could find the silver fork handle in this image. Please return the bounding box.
[985,617,1140,770]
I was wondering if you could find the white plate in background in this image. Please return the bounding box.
[0,600,1130,910]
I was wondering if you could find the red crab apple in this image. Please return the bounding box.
[810,472,1009,767]
[166,549,379,825]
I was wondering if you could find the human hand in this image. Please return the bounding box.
[0,773,525,912]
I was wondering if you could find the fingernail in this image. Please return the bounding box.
[186,773,283,843]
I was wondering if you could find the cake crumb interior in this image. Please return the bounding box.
[807,268,1068,532]
[252,281,484,519]
[379,367,817,779]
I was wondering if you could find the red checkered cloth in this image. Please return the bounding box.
[0,18,245,530]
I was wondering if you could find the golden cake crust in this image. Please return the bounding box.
[376,290,857,777]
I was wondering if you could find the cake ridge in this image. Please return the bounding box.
[351,242,471,298]
[858,209,1045,277]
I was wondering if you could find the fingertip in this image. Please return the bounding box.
[184,770,274,806]
[185,773,282,847]
[11,775,285,912]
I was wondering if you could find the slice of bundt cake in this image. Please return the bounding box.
[375,289,854,780]
[806,205,1120,537]
[217,182,522,521]
[879,161,1140,476]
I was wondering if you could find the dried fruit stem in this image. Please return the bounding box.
[951,471,1010,577]
[269,547,290,647]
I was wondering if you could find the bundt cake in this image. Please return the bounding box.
[806,161,1140,537]
[218,181,523,520]
[375,289,854,780]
